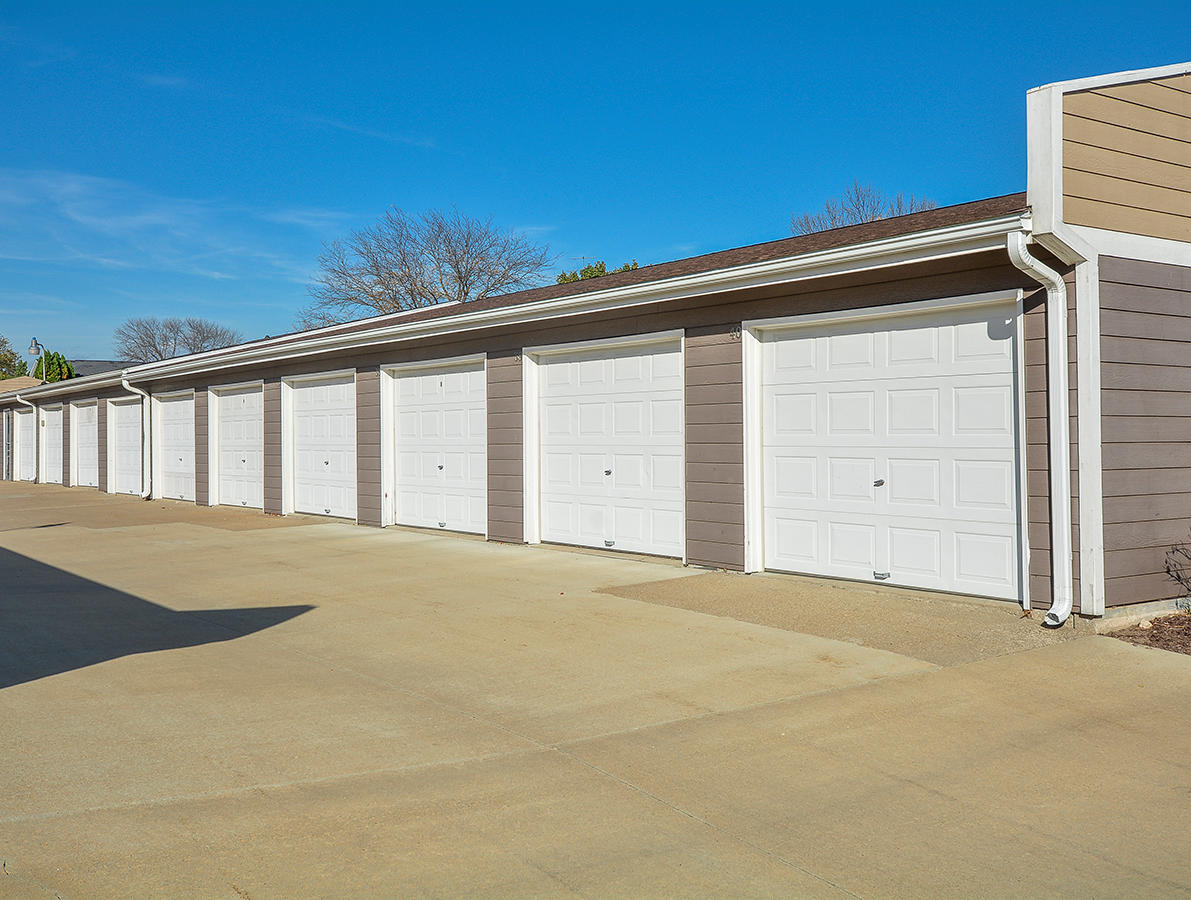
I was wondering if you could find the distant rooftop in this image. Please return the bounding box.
[70,360,122,377]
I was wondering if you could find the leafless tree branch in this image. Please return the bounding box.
[114,316,242,363]
[791,180,937,235]
[296,207,554,330]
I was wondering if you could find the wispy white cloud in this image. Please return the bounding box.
[257,207,354,230]
[0,168,323,285]
[0,24,76,68]
[302,114,436,149]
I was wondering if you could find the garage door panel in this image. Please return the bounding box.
[74,404,99,488]
[762,304,1021,600]
[392,360,486,534]
[217,387,263,509]
[538,341,685,557]
[158,395,195,502]
[293,376,357,519]
[112,401,142,495]
[42,408,63,484]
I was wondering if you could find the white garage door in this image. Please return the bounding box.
[394,361,486,533]
[292,374,357,519]
[217,386,264,509]
[16,408,36,481]
[111,400,143,495]
[538,341,684,556]
[2,410,10,481]
[73,402,99,488]
[42,406,63,484]
[761,303,1020,600]
[158,394,195,501]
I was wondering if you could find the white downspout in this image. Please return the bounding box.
[121,376,153,500]
[14,393,37,483]
[1008,232,1074,627]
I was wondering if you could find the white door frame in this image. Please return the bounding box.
[281,368,357,517]
[380,353,487,532]
[742,289,1030,608]
[150,389,195,501]
[68,399,98,487]
[206,379,264,508]
[14,407,35,482]
[521,329,686,553]
[39,403,63,484]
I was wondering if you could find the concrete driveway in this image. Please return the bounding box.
[2,482,1190,898]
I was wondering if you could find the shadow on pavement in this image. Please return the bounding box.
[0,547,313,689]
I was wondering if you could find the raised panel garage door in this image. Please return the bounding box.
[16,408,36,481]
[292,375,357,519]
[74,403,99,488]
[158,394,195,501]
[394,361,486,533]
[761,303,1021,600]
[111,400,143,495]
[217,386,264,509]
[538,341,684,556]
[42,407,63,484]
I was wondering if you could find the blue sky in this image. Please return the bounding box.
[1,2,1187,360]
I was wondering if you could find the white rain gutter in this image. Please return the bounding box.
[121,376,153,500]
[1007,231,1074,627]
[125,212,1029,382]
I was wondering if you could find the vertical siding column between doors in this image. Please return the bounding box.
[685,324,745,570]
[356,368,382,526]
[263,379,283,515]
[1025,275,1082,613]
[194,389,209,506]
[487,350,524,542]
[96,400,108,492]
[61,406,71,485]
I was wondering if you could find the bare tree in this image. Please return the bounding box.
[790,180,937,235]
[297,207,554,329]
[114,316,242,363]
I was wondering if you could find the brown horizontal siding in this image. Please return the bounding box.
[486,352,522,542]
[685,325,744,570]
[194,389,209,505]
[263,379,282,515]
[1100,256,1191,607]
[355,368,381,526]
[1063,74,1191,241]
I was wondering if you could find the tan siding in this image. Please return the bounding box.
[194,389,209,505]
[685,325,744,570]
[486,352,522,542]
[263,379,282,515]
[1100,256,1191,607]
[1062,74,1191,240]
[355,368,382,526]
[96,399,107,492]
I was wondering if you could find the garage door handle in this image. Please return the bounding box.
[874,571,890,580]
[604,468,612,476]
[873,478,885,487]
[324,460,329,465]
[437,464,443,470]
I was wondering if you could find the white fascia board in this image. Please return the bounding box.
[126,214,1029,383]
[1066,225,1191,267]
[1029,61,1191,96]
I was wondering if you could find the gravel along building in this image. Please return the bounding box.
[3,63,1189,627]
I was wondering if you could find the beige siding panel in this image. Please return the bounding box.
[1100,258,1191,606]
[1067,90,1191,142]
[96,399,107,492]
[263,379,282,515]
[1063,113,1191,169]
[1064,141,1191,193]
[684,325,743,570]
[194,389,209,505]
[356,368,381,526]
[1064,169,1191,219]
[486,351,522,542]
[1093,75,1191,117]
[1064,197,1191,242]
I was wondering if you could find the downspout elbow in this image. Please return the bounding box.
[121,376,152,500]
[1008,231,1074,628]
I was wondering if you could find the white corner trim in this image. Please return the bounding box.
[741,327,764,574]
[521,351,541,545]
[206,389,220,507]
[1075,255,1106,616]
[378,369,395,527]
[1027,84,1064,238]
